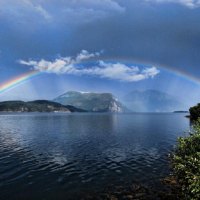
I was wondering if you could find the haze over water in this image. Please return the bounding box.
[0,113,189,199]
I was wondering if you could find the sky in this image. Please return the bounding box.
[0,0,200,108]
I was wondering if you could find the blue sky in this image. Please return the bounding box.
[0,0,200,108]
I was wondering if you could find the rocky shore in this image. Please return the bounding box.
[77,179,182,200]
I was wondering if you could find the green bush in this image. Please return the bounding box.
[172,119,200,200]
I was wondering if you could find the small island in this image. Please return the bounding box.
[173,111,189,113]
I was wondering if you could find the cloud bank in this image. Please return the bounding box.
[19,50,159,82]
[0,0,125,25]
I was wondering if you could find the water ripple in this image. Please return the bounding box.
[0,113,190,199]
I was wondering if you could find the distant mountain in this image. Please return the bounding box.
[54,91,125,112]
[123,90,185,112]
[0,100,86,113]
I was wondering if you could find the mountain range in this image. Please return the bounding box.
[0,90,186,113]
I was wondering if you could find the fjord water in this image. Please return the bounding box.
[0,113,189,199]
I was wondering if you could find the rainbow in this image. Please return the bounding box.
[99,57,200,86]
[0,59,199,95]
[0,71,40,95]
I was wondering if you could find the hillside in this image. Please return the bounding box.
[0,100,85,113]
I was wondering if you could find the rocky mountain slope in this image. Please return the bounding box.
[54,91,125,112]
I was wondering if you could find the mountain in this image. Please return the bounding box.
[54,91,125,112]
[123,90,185,112]
[0,100,86,113]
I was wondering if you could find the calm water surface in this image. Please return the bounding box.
[0,113,189,199]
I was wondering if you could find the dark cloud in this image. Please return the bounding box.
[69,1,200,76]
[0,0,200,78]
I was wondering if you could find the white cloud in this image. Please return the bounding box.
[146,0,200,8]
[19,50,160,82]
[92,61,159,82]
[19,50,101,74]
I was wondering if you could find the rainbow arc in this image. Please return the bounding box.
[0,60,199,95]
[0,71,40,94]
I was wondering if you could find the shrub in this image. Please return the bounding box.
[172,119,200,200]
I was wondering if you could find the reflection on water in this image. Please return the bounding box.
[0,113,189,199]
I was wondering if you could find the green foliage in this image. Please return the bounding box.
[172,119,200,200]
[189,103,200,121]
